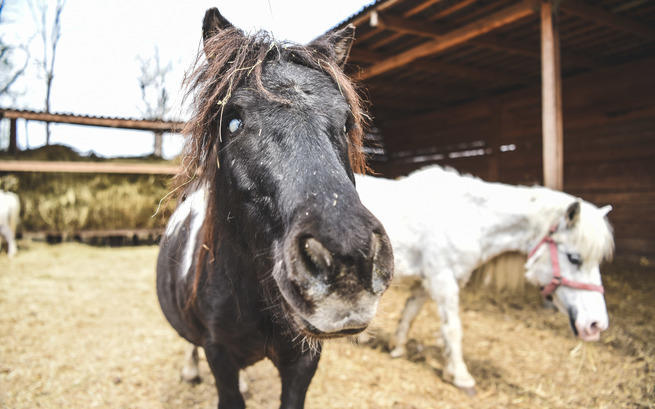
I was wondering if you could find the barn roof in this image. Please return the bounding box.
[330,0,654,122]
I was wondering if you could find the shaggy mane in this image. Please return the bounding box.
[176,27,368,193]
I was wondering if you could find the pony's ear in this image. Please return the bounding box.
[599,205,612,217]
[565,200,581,228]
[308,24,356,67]
[202,8,235,59]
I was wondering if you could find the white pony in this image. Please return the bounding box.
[0,190,20,257]
[355,166,614,394]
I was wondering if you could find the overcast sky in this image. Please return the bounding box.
[1,0,372,158]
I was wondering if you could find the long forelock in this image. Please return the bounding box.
[568,202,615,264]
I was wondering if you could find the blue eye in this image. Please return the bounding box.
[228,118,242,133]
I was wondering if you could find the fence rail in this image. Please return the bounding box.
[0,160,180,175]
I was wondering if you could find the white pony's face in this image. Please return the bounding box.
[525,201,613,342]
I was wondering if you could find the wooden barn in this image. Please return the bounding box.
[331,0,655,262]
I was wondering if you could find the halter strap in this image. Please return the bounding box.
[528,225,604,297]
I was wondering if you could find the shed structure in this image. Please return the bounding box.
[331,0,655,260]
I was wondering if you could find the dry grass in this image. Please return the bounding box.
[0,243,653,409]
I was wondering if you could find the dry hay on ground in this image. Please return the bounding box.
[0,243,652,409]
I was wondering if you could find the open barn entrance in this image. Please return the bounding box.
[331,0,655,263]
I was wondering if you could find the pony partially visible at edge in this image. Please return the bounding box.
[0,190,19,257]
[356,165,614,394]
[156,8,393,409]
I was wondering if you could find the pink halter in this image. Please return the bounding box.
[528,225,604,297]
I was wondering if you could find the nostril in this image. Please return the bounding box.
[301,237,332,274]
[590,321,600,332]
[370,232,392,293]
[370,232,381,261]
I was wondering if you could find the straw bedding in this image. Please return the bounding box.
[0,243,652,408]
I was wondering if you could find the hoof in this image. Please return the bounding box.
[459,386,477,396]
[355,332,373,344]
[389,346,405,358]
[239,375,249,394]
[181,367,202,384]
[181,374,202,385]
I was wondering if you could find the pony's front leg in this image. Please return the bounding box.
[0,224,16,257]
[426,275,476,395]
[276,345,321,409]
[204,343,245,409]
[389,283,429,358]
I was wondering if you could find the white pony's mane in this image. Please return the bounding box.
[529,187,614,263]
[405,165,614,264]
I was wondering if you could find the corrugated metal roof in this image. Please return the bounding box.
[0,108,185,132]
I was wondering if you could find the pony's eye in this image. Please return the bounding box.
[228,118,242,133]
[343,125,347,134]
[567,253,582,266]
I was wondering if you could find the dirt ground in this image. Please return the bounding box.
[1,242,653,409]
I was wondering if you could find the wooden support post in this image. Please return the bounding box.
[540,0,563,190]
[9,118,18,155]
[153,131,163,158]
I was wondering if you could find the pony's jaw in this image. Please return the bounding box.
[525,261,609,341]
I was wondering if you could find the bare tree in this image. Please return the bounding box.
[0,4,31,103]
[137,47,172,157]
[29,0,66,145]
[0,5,32,153]
[0,39,29,100]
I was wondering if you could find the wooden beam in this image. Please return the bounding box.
[428,0,477,20]
[404,0,446,17]
[350,48,518,83]
[373,9,598,69]
[560,0,655,41]
[540,1,564,190]
[473,37,539,58]
[357,0,536,80]
[473,34,599,68]
[0,109,185,133]
[376,13,442,38]
[0,160,179,175]
[347,0,401,28]
[357,27,384,43]
[358,0,455,51]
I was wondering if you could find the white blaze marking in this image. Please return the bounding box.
[164,187,208,277]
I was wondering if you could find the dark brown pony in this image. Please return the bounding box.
[156,8,393,409]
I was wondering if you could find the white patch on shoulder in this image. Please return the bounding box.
[165,187,208,277]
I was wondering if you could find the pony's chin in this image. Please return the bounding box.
[294,316,368,340]
[579,332,601,342]
[577,327,601,342]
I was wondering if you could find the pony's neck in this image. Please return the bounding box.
[471,183,564,261]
